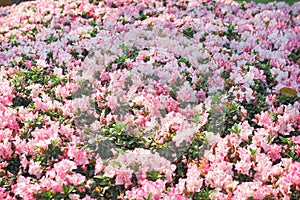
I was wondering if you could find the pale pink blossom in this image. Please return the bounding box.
[66,173,86,186]
[94,157,105,175]
[28,160,43,179]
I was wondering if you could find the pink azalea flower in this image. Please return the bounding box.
[205,159,234,189]
[165,97,180,113]
[235,148,252,175]
[68,194,81,200]
[94,157,105,175]
[183,164,203,193]
[67,145,89,166]
[82,195,97,200]
[125,179,166,200]
[115,167,133,185]
[177,81,197,103]
[66,173,86,186]
[28,160,43,179]
[172,123,198,147]
[13,176,40,200]
[0,139,13,159]
[238,121,254,141]
[267,144,282,162]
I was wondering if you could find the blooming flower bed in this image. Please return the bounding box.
[0,0,299,199]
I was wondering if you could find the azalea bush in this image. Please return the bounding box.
[0,0,299,199]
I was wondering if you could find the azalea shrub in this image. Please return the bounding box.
[0,0,299,199]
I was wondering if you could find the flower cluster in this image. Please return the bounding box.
[0,0,299,199]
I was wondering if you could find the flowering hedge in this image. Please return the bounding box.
[0,0,299,199]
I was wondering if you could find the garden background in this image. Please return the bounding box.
[0,0,299,200]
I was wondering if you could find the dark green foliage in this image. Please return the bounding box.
[192,188,215,200]
[288,49,300,63]
[99,122,149,151]
[183,27,195,38]
[34,141,64,167]
[3,155,21,175]
[146,170,166,181]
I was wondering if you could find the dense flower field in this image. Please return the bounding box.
[0,0,299,199]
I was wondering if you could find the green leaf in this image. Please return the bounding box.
[146,170,165,181]
[61,184,75,195]
[132,163,141,172]
[62,183,68,194]
[182,27,194,38]
[166,186,171,192]
[94,175,108,180]
[191,117,199,123]
[169,90,176,100]
[80,144,88,150]
[250,148,257,156]
[99,180,109,186]
[110,161,122,167]
[144,192,153,200]
[13,69,25,76]
[43,190,53,198]
[267,135,275,143]
[279,136,290,144]
[116,148,126,155]
[228,123,239,133]
[68,185,75,194]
